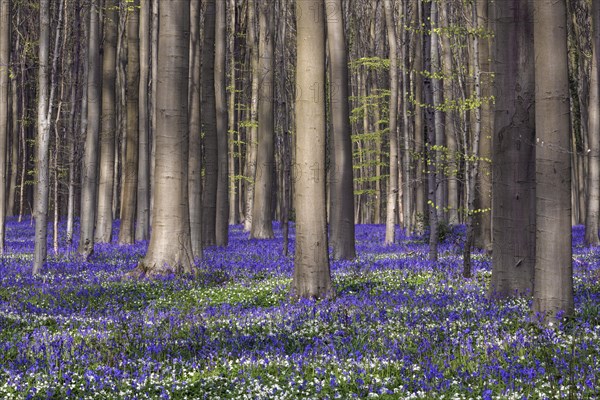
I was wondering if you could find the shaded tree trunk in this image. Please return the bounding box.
[215,0,230,246]
[201,0,218,246]
[188,0,203,257]
[489,0,536,298]
[0,0,9,252]
[130,0,193,278]
[327,0,355,259]
[585,0,600,246]
[136,0,151,242]
[78,0,102,260]
[292,0,331,299]
[250,1,275,239]
[119,0,140,245]
[96,0,118,243]
[532,0,573,321]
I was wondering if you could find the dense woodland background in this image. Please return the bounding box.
[0,0,593,320]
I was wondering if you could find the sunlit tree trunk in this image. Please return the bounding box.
[250,1,274,240]
[244,0,259,232]
[490,0,535,298]
[136,0,151,242]
[33,0,51,274]
[119,0,140,245]
[327,0,355,259]
[292,0,331,299]
[96,0,117,243]
[130,0,193,278]
[383,0,398,245]
[532,0,573,321]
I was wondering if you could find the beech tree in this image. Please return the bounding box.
[292,0,331,299]
[533,0,574,321]
[78,0,102,260]
[96,0,118,244]
[326,0,355,259]
[489,0,536,297]
[0,0,9,253]
[119,0,140,245]
[130,0,193,277]
[250,1,275,240]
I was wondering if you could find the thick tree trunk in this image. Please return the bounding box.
[131,0,193,278]
[490,0,536,298]
[201,0,218,246]
[585,1,600,246]
[431,1,445,223]
[33,0,51,274]
[383,0,398,245]
[96,0,117,243]
[78,0,102,260]
[188,1,203,257]
[532,0,574,321]
[119,0,140,245]
[292,0,332,299]
[440,2,458,226]
[136,0,151,242]
[0,0,9,253]
[413,0,425,234]
[243,0,259,232]
[326,0,355,259]
[215,0,230,246]
[250,2,275,240]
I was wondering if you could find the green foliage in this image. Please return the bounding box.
[349,57,390,72]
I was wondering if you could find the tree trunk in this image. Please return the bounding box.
[0,0,9,253]
[383,0,398,245]
[292,0,332,299]
[8,68,17,217]
[188,0,203,257]
[96,0,117,243]
[215,0,230,246]
[490,0,536,298]
[413,0,425,234]
[423,0,438,261]
[78,0,102,260]
[201,0,218,246]
[326,0,355,259]
[585,0,600,246]
[250,1,275,239]
[243,0,259,232]
[130,0,193,278]
[440,2,459,226]
[431,1,445,224]
[532,0,574,321]
[33,0,51,274]
[136,0,151,242]
[119,0,140,245]
[475,0,493,253]
[228,0,239,226]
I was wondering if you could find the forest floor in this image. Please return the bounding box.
[0,218,599,399]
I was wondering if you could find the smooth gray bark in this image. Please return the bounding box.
[250,1,275,240]
[532,0,574,321]
[0,0,9,253]
[96,0,117,243]
[326,0,355,259]
[292,0,332,299]
[130,0,193,278]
